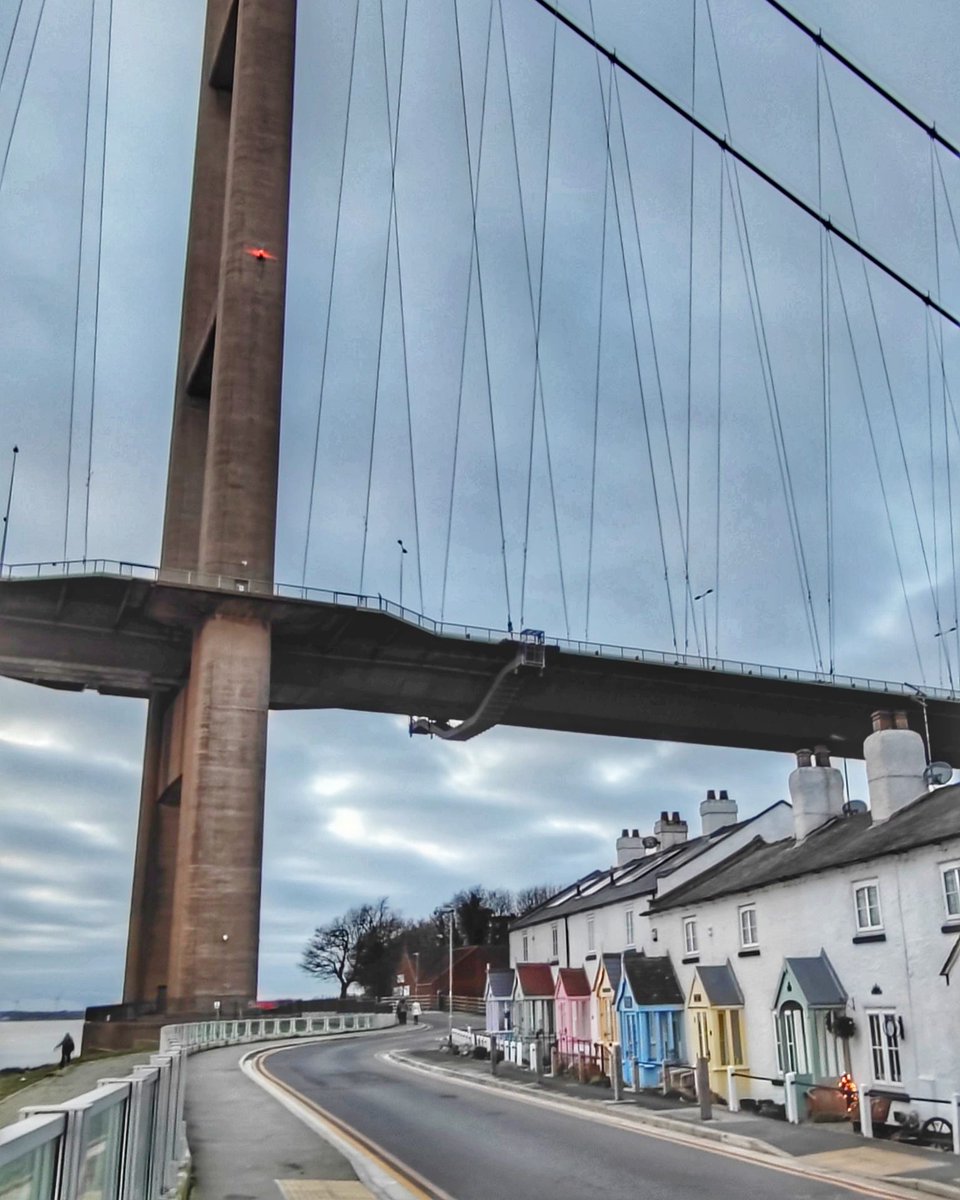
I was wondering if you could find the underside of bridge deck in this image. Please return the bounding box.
[2,574,958,762]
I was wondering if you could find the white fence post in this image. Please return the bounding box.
[726,1066,740,1113]
[784,1071,799,1124]
[858,1086,873,1139]
[952,1094,960,1156]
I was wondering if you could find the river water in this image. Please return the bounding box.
[0,1019,85,1071]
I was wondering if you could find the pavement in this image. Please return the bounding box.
[395,1041,960,1199]
[0,1050,154,1130]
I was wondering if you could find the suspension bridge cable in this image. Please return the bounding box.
[683,0,697,653]
[0,0,46,195]
[64,0,97,561]
[440,1,494,622]
[386,5,424,613]
[359,0,409,596]
[83,0,113,562]
[529,0,960,332]
[821,62,949,654]
[829,237,927,681]
[500,1,570,637]
[585,57,612,642]
[611,71,698,654]
[518,19,556,630]
[605,80,680,652]
[929,142,944,684]
[452,0,513,628]
[300,0,360,588]
[706,0,824,669]
[713,145,723,660]
[0,0,26,93]
[930,151,960,681]
[816,52,835,673]
[761,0,960,164]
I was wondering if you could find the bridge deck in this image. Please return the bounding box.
[1,564,958,761]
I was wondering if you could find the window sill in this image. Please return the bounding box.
[852,932,886,944]
[584,952,597,961]
[738,948,761,958]
[942,922,960,934]
[682,954,700,964]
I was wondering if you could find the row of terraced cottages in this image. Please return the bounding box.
[489,712,960,1128]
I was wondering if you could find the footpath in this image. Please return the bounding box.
[395,1045,960,1200]
[0,1051,153,1131]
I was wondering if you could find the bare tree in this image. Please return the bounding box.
[515,884,561,916]
[300,899,401,998]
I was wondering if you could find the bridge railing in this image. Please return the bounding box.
[0,1011,394,1200]
[4,557,957,701]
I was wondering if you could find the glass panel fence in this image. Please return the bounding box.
[77,1095,126,1200]
[0,1116,64,1200]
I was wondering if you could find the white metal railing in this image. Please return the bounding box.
[158,1010,393,1053]
[452,1026,540,1070]
[0,1011,394,1199]
[4,557,956,702]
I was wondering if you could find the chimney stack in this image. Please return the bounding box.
[864,710,926,823]
[789,745,845,841]
[700,789,738,836]
[654,810,688,850]
[615,828,645,867]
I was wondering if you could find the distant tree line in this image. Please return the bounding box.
[299,883,559,999]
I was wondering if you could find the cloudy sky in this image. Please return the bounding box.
[1,0,959,1008]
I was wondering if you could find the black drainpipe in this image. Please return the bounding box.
[563,915,571,967]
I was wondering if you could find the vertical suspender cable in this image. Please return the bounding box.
[64,0,97,561]
[683,0,697,652]
[0,0,26,92]
[713,144,723,660]
[388,6,424,612]
[830,238,927,681]
[0,0,45,193]
[359,0,408,596]
[822,63,947,657]
[817,51,835,674]
[441,2,493,622]
[301,1,360,587]
[705,0,823,669]
[453,0,513,629]
[929,141,943,684]
[585,57,612,642]
[607,72,680,652]
[83,0,113,562]
[519,21,556,630]
[500,1,570,637]
[613,72,697,653]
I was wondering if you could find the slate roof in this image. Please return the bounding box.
[621,952,684,1007]
[486,968,514,1000]
[785,954,846,1008]
[650,785,960,912]
[510,803,789,931]
[602,953,623,994]
[694,964,744,1007]
[515,963,555,997]
[556,967,591,998]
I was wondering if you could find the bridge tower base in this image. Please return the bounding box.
[122,0,296,1014]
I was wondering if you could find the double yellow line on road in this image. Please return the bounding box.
[252,1045,456,1200]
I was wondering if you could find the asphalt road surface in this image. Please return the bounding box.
[262,1023,893,1200]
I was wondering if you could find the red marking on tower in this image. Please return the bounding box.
[245,246,278,262]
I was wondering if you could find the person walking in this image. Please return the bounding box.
[54,1032,75,1068]
[411,1000,421,1025]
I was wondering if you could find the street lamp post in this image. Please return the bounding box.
[0,445,20,575]
[413,951,420,1001]
[397,538,407,608]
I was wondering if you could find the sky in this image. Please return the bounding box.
[1,0,959,1008]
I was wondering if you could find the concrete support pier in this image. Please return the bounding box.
[122,0,296,1014]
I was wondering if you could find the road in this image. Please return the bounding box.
[259,1023,899,1200]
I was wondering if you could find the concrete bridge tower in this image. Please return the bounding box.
[122,0,296,1013]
